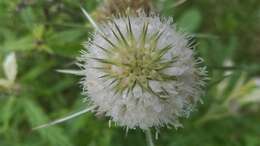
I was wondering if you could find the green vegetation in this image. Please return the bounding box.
[0,0,260,146]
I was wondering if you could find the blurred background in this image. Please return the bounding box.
[0,0,260,146]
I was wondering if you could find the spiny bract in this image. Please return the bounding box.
[80,14,207,130]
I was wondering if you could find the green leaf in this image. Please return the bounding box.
[47,29,85,57]
[22,98,73,146]
[20,7,36,29]
[1,36,34,52]
[178,8,202,32]
[0,97,16,133]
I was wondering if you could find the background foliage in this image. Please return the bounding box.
[0,0,260,146]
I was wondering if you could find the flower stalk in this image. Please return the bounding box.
[145,129,155,146]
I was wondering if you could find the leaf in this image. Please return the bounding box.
[32,25,45,40]
[20,7,36,29]
[56,69,85,76]
[2,36,34,52]
[22,98,73,146]
[48,29,84,43]
[0,97,16,132]
[178,8,202,32]
[3,52,17,82]
[81,7,101,33]
[33,106,95,130]
[47,29,85,57]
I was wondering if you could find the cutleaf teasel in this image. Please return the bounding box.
[34,8,208,145]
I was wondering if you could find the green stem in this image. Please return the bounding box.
[145,129,155,146]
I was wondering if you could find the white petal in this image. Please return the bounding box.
[0,79,11,88]
[240,89,260,104]
[255,78,260,86]
[3,52,17,82]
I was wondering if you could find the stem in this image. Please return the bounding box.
[145,129,155,146]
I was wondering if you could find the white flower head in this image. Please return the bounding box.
[80,13,207,130]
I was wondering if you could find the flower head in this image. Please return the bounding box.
[80,14,207,130]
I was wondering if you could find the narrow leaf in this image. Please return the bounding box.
[56,69,85,76]
[33,106,95,130]
[81,7,102,33]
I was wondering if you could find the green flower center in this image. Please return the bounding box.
[93,19,177,95]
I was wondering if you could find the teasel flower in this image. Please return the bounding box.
[79,9,208,130]
[34,9,207,141]
[93,0,153,21]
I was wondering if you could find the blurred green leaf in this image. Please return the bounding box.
[23,98,73,146]
[178,8,202,32]
[20,7,36,30]
[47,29,86,57]
[1,36,34,52]
[0,97,16,133]
[0,0,259,146]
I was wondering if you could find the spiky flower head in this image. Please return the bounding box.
[80,13,207,130]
